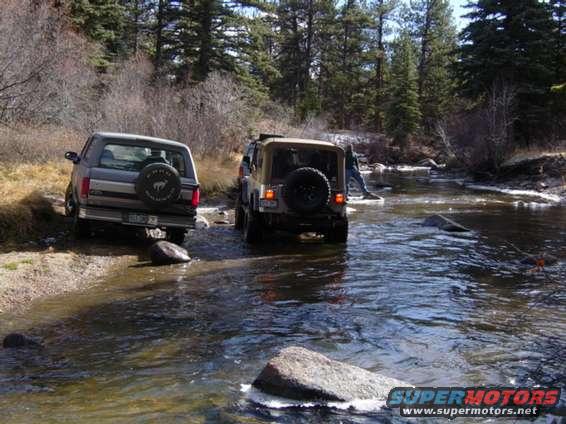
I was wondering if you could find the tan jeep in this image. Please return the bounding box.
[235,137,348,243]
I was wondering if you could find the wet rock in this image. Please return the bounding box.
[369,163,387,172]
[520,254,558,267]
[214,220,230,225]
[423,214,470,232]
[195,215,210,230]
[39,237,57,247]
[149,241,191,265]
[253,346,409,402]
[3,333,42,349]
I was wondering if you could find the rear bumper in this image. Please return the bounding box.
[78,206,196,229]
[261,212,347,233]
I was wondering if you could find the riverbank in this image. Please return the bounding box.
[0,158,237,314]
[0,244,136,314]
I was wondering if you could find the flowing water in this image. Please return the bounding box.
[1,172,565,423]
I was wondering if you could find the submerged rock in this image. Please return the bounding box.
[423,214,470,232]
[520,254,558,267]
[195,215,210,230]
[253,346,409,402]
[149,241,191,265]
[3,333,42,349]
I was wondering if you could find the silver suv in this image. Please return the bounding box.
[64,132,199,244]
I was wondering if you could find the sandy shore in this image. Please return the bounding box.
[0,244,137,314]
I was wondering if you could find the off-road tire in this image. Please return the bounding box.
[135,163,182,209]
[73,208,91,239]
[64,183,75,217]
[283,167,331,214]
[242,209,262,244]
[166,228,186,245]
[326,219,348,243]
[234,197,244,230]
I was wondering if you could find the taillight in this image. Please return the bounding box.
[238,166,244,179]
[264,189,276,200]
[334,193,345,204]
[80,177,90,198]
[191,187,200,207]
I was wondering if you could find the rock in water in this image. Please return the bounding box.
[3,333,42,349]
[253,346,409,401]
[195,215,210,230]
[423,214,470,232]
[520,254,558,267]
[149,241,191,265]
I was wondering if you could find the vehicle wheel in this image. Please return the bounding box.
[166,228,186,245]
[282,167,331,214]
[326,220,348,243]
[242,209,262,243]
[64,183,75,217]
[135,163,182,209]
[234,197,244,230]
[73,209,91,239]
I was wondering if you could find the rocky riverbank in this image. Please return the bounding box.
[0,245,136,314]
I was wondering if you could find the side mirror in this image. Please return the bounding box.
[65,151,80,164]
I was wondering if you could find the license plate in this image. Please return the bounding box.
[126,213,158,226]
[260,199,278,208]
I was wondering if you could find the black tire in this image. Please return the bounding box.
[135,163,182,209]
[64,182,75,217]
[242,209,262,243]
[234,197,244,230]
[282,167,331,214]
[166,228,186,245]
[326,219,348,243]
[73,208,91,239]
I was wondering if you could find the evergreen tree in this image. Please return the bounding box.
[70,0,128,69]
[326,0,372,128]
[458,0,557,144]
[409,0,457,132]
[367,0,398,132]
[386,32,421,151]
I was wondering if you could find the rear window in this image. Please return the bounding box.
[98,143,187,176]
[271,147,338,185]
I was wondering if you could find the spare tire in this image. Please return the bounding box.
[282,167,331,214]
[136,163,181,209]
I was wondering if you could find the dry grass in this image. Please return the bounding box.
[0,162,70,242]
[195,155,239,198]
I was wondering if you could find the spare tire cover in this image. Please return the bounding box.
[136,163,181,208]
[282,167,331,214]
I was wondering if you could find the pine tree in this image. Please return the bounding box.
[458,0,557,144]
[386,32,421,152]
[69,0,128,69]
[367,0,398,132]
[409,0,457,132]
[326,0,372,128]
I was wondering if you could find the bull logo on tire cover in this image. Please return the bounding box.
[153,180,167,191]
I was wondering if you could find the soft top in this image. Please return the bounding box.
[93,132,188,149]
[261,137,339,149]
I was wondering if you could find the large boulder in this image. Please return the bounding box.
[252,346,409,402]
[423,214,470,232]
[3,333,42,349]
[149,240,191,265]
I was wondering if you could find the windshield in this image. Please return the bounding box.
[271,147,338,186]
[98,143,186,176]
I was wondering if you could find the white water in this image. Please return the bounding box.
[241,385,386,413]
[464,184,562,203]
